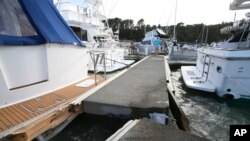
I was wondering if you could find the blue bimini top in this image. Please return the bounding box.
[0,0,84,46]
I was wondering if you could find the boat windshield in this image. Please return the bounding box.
[0,0,37,36]
[228,23,249,42]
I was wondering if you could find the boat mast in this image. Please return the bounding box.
[173,0,178,41]
[205,27,209,45]
[201,24,205,44]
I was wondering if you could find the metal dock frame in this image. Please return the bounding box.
[89,50,107,85]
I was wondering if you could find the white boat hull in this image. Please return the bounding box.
[0,44,89,108]
[181,48,250,99]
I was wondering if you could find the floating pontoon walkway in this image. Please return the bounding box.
[83,56,169,118]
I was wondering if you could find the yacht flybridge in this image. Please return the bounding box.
[55,0,134,73]
[181,0,250,99]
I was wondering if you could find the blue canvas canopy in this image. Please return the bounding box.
[0,0,84,46]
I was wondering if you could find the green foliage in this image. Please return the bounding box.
[107,18,233,43]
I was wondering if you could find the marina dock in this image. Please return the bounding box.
[107,118,206,141]
[52,55,207,141]
[83,56,169,118]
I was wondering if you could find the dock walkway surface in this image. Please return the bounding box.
[83,56,169,118]
[107,118,206,141]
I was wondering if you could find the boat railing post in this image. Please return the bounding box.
[103,53,107,80]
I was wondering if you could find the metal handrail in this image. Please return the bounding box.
[193,56,211,83]
[89,51,107,85]
[191,54,209,79]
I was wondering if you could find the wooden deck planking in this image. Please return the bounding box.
[2,108,21,125]
[0,76,105,135]
[20,102,38,116]
[0,120,7,132]
[0,111,13,129]
[1,107,27,130]
[0,118,8,131]
[7,107,26,122]
[14,104,34,119]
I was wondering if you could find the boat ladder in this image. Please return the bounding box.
[191,54,211,83]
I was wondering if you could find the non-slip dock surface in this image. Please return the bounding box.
[84,56,168,117]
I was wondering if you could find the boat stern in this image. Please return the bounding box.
[181,66,216,92]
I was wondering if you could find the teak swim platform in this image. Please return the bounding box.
[0,76,105,140]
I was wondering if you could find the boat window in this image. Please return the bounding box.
[70,26,88,41]
[228,30,249,42]
[228,24,250,43]
[143,40,151,45]
[0,0,37,36]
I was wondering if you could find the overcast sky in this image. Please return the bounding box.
[102,0,249,26]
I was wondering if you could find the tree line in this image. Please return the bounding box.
[105,18,233,44]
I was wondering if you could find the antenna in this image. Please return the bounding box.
[173,0,178,41]
[101,1,110,28]
[234,12,236,22]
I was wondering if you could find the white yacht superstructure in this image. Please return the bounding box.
[181,0,250,99]
[55,0,134,73]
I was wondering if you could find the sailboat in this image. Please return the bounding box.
[0,0,103,140]
[166,0,197,64]
[55,0,135,73]
[181,0,250,99]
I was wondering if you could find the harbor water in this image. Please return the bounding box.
[171,67,250,141]
[52,114,127,141]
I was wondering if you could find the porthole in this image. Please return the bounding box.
[217,66,222,73]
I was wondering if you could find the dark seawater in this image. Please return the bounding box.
[171,68,250,141]
[52,114,128,141]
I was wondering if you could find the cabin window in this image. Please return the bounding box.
[143,40,151,45]
[0,0,37,36]
[70,26,88,41]
[229,24,250,43]
[228,30,249,43]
